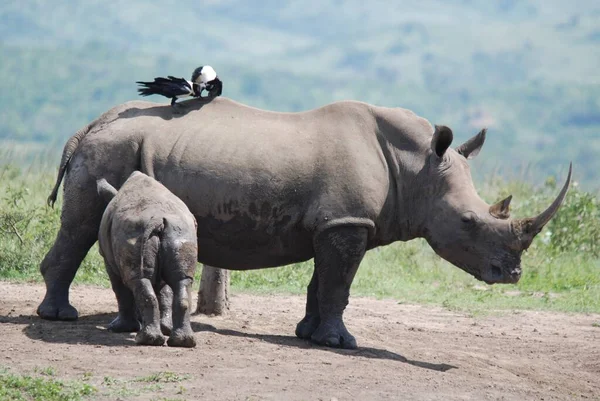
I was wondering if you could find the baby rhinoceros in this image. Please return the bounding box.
[96,171,198,347]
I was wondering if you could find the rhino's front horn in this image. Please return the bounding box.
[516,163,572,240]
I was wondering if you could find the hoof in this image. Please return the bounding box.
[108,316,141,333]
[167,331,196,348]
[37,300,79,321]
[295,314,320,339]
[310,321,357,349]
[135,329,166,346]
[160,321,173,336]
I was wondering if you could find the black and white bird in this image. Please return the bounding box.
[136,75,199,107]
[191,65,223,98]
[136,66,222,109]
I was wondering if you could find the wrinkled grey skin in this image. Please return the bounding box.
[97,171,198,347]
[39,97,570,349]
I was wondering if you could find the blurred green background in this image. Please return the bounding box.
[1,0,598,186]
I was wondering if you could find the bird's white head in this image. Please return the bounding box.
[192,65,217,84]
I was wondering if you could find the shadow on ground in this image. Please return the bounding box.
[1,313,456,372]
[190,322,456,372]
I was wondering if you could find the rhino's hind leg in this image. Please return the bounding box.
[295,268,320,339]
[158,284,174,336]
[166,278,196,348]
[309,226,368,349]
[131,278,166,346]
[38,217,101,321]
[38,171,106,321]
[106,268,141,333]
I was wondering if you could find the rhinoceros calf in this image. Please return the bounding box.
[97,171,198,347]
[40,97,570,349]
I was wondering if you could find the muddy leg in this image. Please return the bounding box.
[131,278,165,346]
[37,223,99,320]
[167,278,196,348]
[106,267,141,332]
[158,284,173,335]
[38,172,105,321]
[310,226,368,349]
[295,268,320,339]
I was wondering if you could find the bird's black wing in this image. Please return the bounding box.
[136,76,193,98]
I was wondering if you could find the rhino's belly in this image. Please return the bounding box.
[194,213,314,269]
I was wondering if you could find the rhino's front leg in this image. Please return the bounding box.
[307,225,368,349]
[295,268,320,339]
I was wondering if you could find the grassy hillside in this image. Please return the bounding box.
[1,0,599,186]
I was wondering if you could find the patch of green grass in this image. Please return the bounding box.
[134,371,190,384]
[0,367,96,401]
[98,373,190,399]
[0,367,195,401]
[33,366,56,376]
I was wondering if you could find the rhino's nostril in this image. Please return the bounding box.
[491,264,502,278]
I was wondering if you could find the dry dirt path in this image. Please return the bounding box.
[1,281,599,400]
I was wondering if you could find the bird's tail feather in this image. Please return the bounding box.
[135,77,192,98]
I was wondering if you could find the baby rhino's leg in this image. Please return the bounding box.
[128,234,165,346]
[158,284,173,336]
[167,277,195,348]
[131,278,165,346]
[162,240,197,348]
[106,266,141,333]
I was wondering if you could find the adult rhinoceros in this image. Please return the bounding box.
[39,97,570,349]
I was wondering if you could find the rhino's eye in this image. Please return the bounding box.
[461,212,478,228]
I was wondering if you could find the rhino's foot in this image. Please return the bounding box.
[295,314,321,339]
[167,329,196,348]
[310,318,357,349]
[135,328,166,346]
[160,321,173,336]
[37,298,78,321]
[108,315,141,333]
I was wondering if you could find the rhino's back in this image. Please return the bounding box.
[98,173,197,271]
[83,98,392,269]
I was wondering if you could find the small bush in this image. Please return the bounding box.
[545,183,600,257]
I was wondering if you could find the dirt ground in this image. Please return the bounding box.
[0,282,598,401]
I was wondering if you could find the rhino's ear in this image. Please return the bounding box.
[456,128,487,160]
[431,125,453,158]
[97,178,118,203]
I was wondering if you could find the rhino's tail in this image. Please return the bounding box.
[47,123,94,207]
[138,218,166,279]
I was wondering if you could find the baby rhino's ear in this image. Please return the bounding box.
[97,178,118,202]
